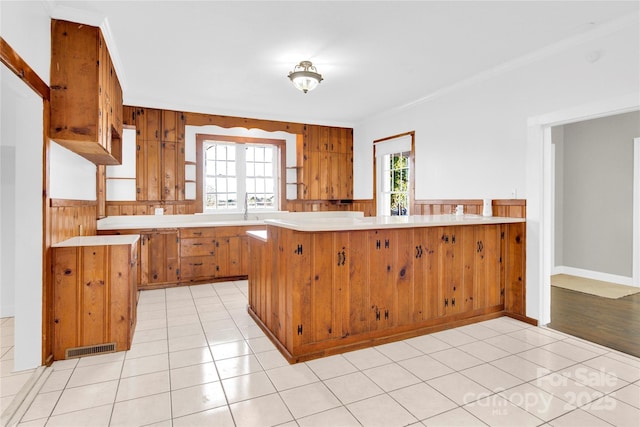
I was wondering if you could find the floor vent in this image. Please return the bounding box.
[65,343,116,359]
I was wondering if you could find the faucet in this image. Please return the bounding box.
[243,192,249,220]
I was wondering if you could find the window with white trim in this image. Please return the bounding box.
[375,134,413,216]
[380,151,410,216]
[204,141,278,211]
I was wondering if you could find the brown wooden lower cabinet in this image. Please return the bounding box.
[99,225,258,288]
[139,229,180,289]
[51,235,138,360]
[248,222,527,363]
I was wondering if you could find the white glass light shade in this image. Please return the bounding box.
[288,61,323,93]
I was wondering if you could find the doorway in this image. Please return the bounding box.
[546,111,640,356]
[526,94,640,327]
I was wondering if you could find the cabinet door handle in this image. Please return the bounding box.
[341,251,346,265]
[444,298,449,307]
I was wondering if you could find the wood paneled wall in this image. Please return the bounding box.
[414,199,526,218]
[284,200,353,213]
[340,199,526,219]
[49,199,97,245]
[105,201,196,216]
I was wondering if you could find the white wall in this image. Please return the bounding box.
[0,0,51,370]
[49,142,97,200]
[353,17,640,322]
[0,67,44,370]
[0,1,51,86]
[555,112,638,282]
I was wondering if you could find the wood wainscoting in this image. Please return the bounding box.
[341,199,526,219]
[49,199,97,245]
[105,200,197,216]
[414,199,526,218]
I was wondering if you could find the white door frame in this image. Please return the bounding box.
[634,137,640,287]
[527,93,639,325]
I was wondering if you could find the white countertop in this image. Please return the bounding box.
[53,234,140,247]
[264,214,524,232]
[97,211,364,231]
[247,230,268,242]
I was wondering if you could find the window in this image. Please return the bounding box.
[381,152,410,216]
[374,132,415,216]
[202,139,280,212]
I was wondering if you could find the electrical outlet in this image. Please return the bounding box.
[154,207,164,215]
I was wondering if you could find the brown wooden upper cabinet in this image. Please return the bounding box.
[50,19,123,165]
[302,125,353,200]
[129,107,186,202]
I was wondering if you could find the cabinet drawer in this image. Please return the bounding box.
[181,256,217,279]
[181,227,216,238]
[214,226,247,238]
[180,238,216,257]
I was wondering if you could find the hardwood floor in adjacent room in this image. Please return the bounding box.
[549,285,640,358]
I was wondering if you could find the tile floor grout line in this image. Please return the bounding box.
[11,283,640,427]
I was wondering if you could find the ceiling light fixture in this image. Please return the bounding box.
[288,60,323,93]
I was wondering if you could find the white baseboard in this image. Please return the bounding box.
[553,266,635,287]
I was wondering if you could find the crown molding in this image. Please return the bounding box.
[359,12,640,126]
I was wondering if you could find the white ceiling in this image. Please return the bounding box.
[50,1,638,127]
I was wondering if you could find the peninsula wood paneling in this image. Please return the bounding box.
[249,221,530,363]
[414,199,526,218]
[347,199,525,219]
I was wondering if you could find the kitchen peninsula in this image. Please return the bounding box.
[247,214,527,363]
[96,212,363,289]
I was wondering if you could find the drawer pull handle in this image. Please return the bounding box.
[191,262,203,266]
[192,243,202,246]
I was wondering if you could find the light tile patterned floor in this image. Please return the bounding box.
[1,317,36,415]
[10,280,640,426]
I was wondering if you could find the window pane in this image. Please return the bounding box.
[255,163,265,177]
[216,145,227,159]
[216,178,227,193]
[216,161,226,176]
[206,160,215,174]
[246,147,254,162]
